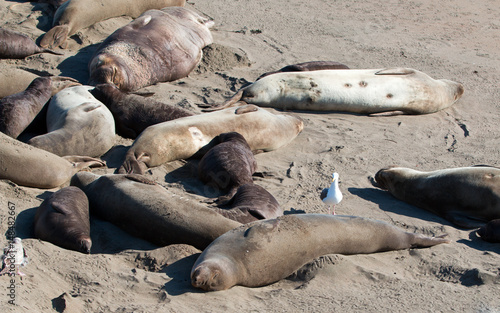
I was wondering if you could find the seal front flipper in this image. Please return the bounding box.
[62,155,106,169]
[375,68,415,76]
[131,15,153,29]
[235,105,259,115]
[40,25,70,49]
[369,110,406,117]
[118,152,149,175]
[200,89,246,112]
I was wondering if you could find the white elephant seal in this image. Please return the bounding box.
[118,105,303,174]
[28,85,115,157]
[205,68,464,115]
[191,214,450,291]
[374,165,500,228]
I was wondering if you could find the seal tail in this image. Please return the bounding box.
[199,88,246,112]
[411,234,451,248]
[40,25,70,49]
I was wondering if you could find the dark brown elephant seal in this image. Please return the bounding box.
[0,28,62,59]
[477,219,500,243]
[0,132,105,189]
[34,186,92,253]
[70,172,241,250]
[40,0,186,49]
[191,214,450,291]
[88,7,213,91]
[374,165,500,228]
[90,83,193,139]
[0,76,80,138]
[256,61,350,80]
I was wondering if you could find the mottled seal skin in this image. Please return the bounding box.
[70,172,241,250]
[28,85,115,157]
[374,166,500,228]
[90,83,193,139]
[0,28,62,59]
[88,7,213,91]
[256,61,350,80]
[477,219,500,243]
[40,0,186,49]
[118,105,303,175]
[0,76,80,138]
[0,132,105,189]
[34,186,92,253]
[206,68,464,115]
[191,214,450,291]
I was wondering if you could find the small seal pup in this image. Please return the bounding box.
[118,105,303,174]
[28,85,115,157]
[0,28,62,59]
[90,83,193,139]
[40,0,186,49]
[374,165,500,228]
[0,132,105,189]
[477,219,500,243]
[70,172,241,250]
[191,214,450,291]
[34,186,92,253]
[204,68,464,115]
[88,7,213,91]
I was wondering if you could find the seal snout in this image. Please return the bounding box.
[374,167,395,190]
[80,238,92,254]
[191,265,214,290]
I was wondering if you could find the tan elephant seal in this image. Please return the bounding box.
[374,165,500,228]
[70,172,241,250]
[118,105,303,174]
[40,0,186,49]
[0,28,62,59]
[88,7,213,91]
[204,68,464,115]
[191,214,450,291]
[0,132,105,189]
[28,85,115,157]
[34,186,92,253]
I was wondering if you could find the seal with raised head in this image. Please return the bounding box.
[0,132,105,189]
[34,186,92,253]
[118,105,303,174]
[70,172,241,250]
[374,165,500,228]
[90,83,193,139]
[0,76,80,138]
[255,61,350,80]
[477,219,500,243]
[191,214,450,291]
[40,0,186,49]
[204,68,464,115]
[28,85,115,157]
[88,7,213,91]
[0,28,62,59]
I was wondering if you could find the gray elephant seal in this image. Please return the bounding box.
[118,105,303,174]
[191,214,450,291]
[88,7,213,91]
[374,165,500,228]
[0,28,62,59]
[28,85,115,157]
[40,0,186,49]
[477,219,500,243]
[205,68,464,115]
[0,132,105,189]
[0,76,80,138]
[256,61,350,80]
[34,186,92,253]
[90,83,193,139]
[70,172,241,250]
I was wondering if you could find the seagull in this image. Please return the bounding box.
[0,238,28,276]
[320,172,343,215]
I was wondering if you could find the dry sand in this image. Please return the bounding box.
[1,0,499,312]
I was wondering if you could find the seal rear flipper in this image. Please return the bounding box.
[200,89,246,112]
[63,155,106,170]
[117,153,148,175]
[375,68,415,76]
[368,111,406,117]
[40,25,69,49]
[411,233,451,248]
[235,104,259,115]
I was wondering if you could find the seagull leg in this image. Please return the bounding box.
[331,204,336,215]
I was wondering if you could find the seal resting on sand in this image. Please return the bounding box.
[0,28,62,59]
[40,0,186,49]
[70,172,241,250]
[88,7,213,91]
[191,214,450,291]
[477,219,500,243]
[34,186,92,253]
[374,165,500,228]
[118,105,303,174]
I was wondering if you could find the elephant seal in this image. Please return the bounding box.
[0,76,80,138]
[0,67,39,99]
[256,61,350,80]
[118,105,303,174]
[0,132,105,189]
[205,68,464,115]
[477,219,500,243]
[34,186,92,253]
[70,172,241,250]
[90,83,193,139]
[28,85,115,157]
[0,28,62,59]
[191,214,450,291]
[40,0,186,49]
[374,165,500,228]
[88,7,213,91]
